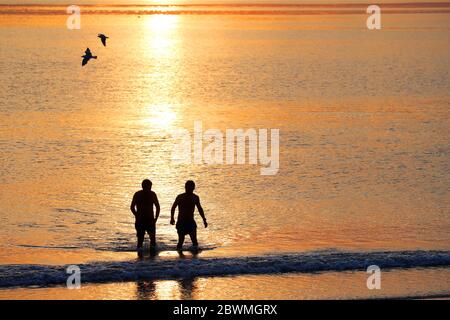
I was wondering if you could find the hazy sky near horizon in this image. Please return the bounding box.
[0,0,447,5]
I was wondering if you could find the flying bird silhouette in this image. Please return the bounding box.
[98,34,109,47]
[81,48,97,67]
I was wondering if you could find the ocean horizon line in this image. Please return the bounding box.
[1,2,450,7]
[1,2,449,15]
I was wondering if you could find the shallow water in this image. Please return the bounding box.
[0,4,449,298]
[1,267,449,300]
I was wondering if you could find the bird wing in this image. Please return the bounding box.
[85,48,91,56]
[101,37,106,46]
[82,56,89,66]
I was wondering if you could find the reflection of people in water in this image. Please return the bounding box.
[136,280,156,300]
[170,180,208,250]
[179,278,197,300]
[130,179,160,255]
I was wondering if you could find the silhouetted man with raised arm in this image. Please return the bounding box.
[171,180,208,250]
[130,179,160,254]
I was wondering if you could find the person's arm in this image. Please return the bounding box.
[154,192,160,223]
[170,196,179,225]
[130,193,137,216]
[195,196,207,228]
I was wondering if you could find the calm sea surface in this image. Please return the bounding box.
[0,4,449,298]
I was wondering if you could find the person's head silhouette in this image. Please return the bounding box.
[142,179,152,191]
[185,180,195,194]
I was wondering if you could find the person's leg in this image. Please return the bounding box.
[177,233,185,250]
[148,224,156,247]
[189,229,198,247]
[149,232,156,247]
[135,224,145,249]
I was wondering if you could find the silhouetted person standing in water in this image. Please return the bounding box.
[130,179,160,254]
[171,180,207,250]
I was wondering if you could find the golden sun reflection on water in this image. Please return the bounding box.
[146,14,179,32]
[144,15,180,56]
[138,14,181,132]
[142,104,177,130]
[154,280,181,300]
